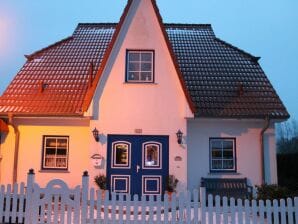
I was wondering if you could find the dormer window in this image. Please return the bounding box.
[126,50,154,83]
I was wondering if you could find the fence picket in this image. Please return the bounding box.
[178,192,184,223]
[140,194,146,224]
[4,184,12,223]
[103,191,109,223]
[208,194,214,224]
[193,189,199,223]
[259,200,265,224]
[133,194,139,223]
[11,183,18,223]
[96,190,102,224]
[266,199,272,224]
[171,193,177,223]
[230,198,236,224]
[244,199,250,224]
[251,200,257,224]
[273,199,279,224]
[215,195,221,224]
[222,197,228,224]
[294,198,298,224]
[200,187,206,224]
[287,198,294,224]
[237,198,243,224]
[0,185,4,221]
[89,188,95,223]
[280,199,286,224]
[163,193,169,224]
[17,183,25,223]
[186,191,191,224]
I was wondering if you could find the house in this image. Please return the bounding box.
[0,0,289,196]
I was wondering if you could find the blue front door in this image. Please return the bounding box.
[107,135,169,197]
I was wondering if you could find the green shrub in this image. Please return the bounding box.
[94,175,107,190]
[256,184,291,200]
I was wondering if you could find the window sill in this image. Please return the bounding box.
[123,82,158,85]
[208,172,241,176]
[39,170,70,173]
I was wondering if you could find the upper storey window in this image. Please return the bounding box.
[126,50,154,83]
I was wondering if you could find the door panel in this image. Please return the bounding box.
[107,135,169,197]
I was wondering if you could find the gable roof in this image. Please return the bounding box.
[0,2,289,119]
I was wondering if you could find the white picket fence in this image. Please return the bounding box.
[0,170,297,224]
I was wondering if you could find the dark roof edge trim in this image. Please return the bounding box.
[214,37,260,62]
[81,0,134,112]
[195,114,290,120]
[25,36,74,61]
[151,0,196,113]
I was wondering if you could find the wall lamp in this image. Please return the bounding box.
[176,129,183,144]
[92,128,100,142]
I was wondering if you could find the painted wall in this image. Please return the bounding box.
[187,119,277,191]
[0,117,93,188]
[89,0,193,192]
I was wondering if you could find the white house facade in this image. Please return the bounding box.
[0,0,289,196]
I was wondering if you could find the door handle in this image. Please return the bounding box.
[136,165,140,173]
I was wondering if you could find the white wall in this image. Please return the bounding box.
[187,119,277,191]
[89,0,193,191]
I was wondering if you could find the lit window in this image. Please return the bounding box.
[210,138,236,172]
[126,50,154,83]
[42,136,69,170]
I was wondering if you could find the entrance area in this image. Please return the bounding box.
[107,135,169,197]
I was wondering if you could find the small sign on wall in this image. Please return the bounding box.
[91,154,103,167]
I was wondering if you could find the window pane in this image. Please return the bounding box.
[223,140,233,150]
[57,139,67,147]
[211,140,222,150]
[141,62,152,71]
[56,158,67,168]
[212,149,222,158]
[141,53,152,62]
[46,138,56,147]
[223,149,233,159]
[141,72,152,81]
[145,144,159,167]
[129,52,140,61]
[115,144,128,165]
[57,148,66,155]
[128,72,139,81]
[223,160,234,169]
[129,62,140,71]
[46,148,56,155]
[212,160,222,169]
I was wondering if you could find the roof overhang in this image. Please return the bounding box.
[0,119,9,133]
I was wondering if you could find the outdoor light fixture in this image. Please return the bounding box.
[176,129,183,144]
[92,128,100,142]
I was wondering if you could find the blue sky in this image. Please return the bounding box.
[0,0,297,119]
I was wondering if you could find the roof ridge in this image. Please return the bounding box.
[25,36,73,61]
[214,37,260,62]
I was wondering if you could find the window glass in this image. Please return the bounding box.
[143,143,161,169]
[112,142,130,168]
[126,51,154,83]
[210,139,236,172]
[43,136,69,170]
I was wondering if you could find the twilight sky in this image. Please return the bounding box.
[0,0,297,119]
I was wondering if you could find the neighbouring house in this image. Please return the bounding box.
[0,0,289,196]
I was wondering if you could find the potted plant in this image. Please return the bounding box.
[94,174,107,200]
[165,175,179,200]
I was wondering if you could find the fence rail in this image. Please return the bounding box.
[0,170,297,223]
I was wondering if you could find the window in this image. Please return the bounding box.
[126,50,154,83]
[42,136,69,170]
[112,142,131,168]
[210,138,236,172]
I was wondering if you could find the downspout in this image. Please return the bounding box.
[8,114,20,184]
[260,117,270,184]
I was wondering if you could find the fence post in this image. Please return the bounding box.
[199,187,206,223]
[81,171,89,223]
[24,169,35,224]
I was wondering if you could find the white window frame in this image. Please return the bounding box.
[209,138,236,172]
[126,50,154,83]
[42,136,69,170]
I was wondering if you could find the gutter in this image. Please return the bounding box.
[260,117,270,184]
[8,114,20,184]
